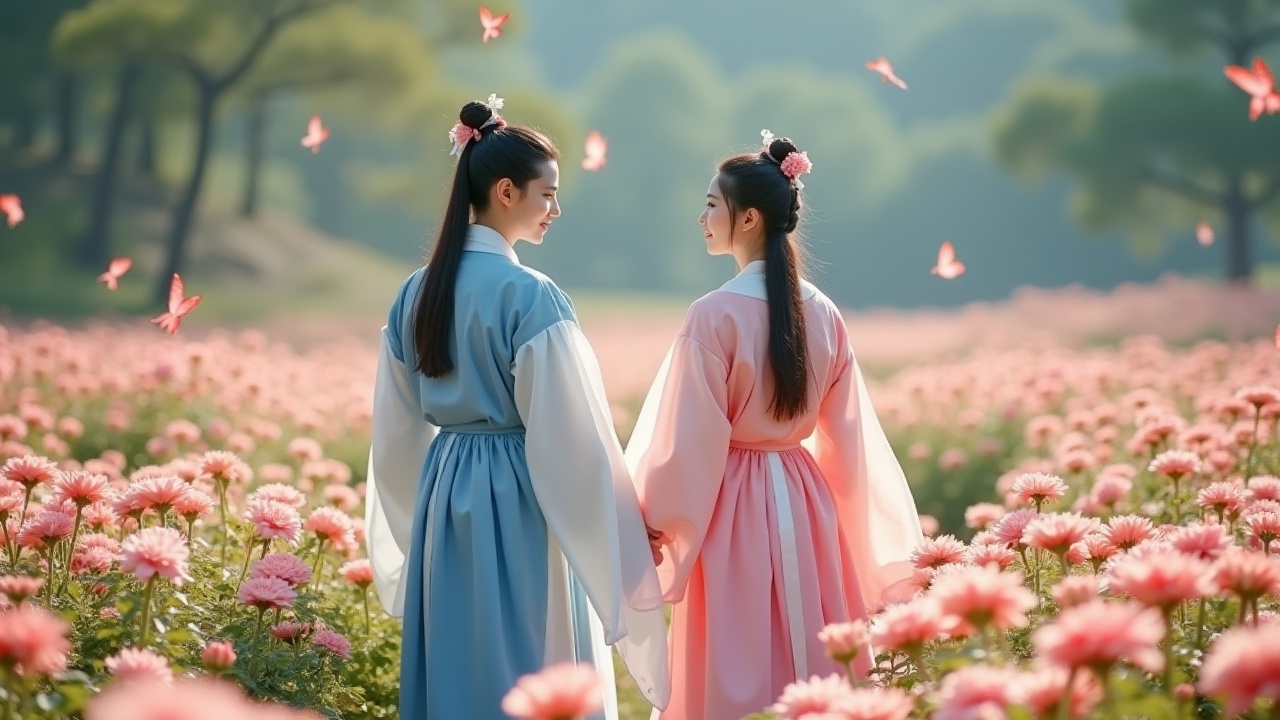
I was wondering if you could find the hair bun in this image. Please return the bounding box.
[459,101,493,131]
[767,137,800,164]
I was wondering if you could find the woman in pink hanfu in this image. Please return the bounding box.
[625,132,925,720]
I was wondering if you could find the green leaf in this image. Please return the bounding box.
[164,628,197,644]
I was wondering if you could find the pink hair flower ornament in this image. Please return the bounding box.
[760,128,812,188]
[447,93,507,157]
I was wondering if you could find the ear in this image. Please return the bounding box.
[493,178,516,208]
[740,207,761,233]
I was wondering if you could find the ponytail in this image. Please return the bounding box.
[411,100,559,377]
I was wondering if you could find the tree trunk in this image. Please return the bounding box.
[240,93,268,218]
[136,112,157,179]
[79,65,139,270]
[1224,174,1252,283]
[155,87,217,304]
[13,109,36,151]
[53,72,79,167]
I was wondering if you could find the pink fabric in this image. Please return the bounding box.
[631,289,922,720]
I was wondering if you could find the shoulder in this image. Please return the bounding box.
[384,267,427,358]
[506,265,577,349]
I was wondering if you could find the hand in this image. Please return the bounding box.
[646,525,666,567]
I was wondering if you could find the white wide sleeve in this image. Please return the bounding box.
[365,326,437,618]
[513,320,670,710]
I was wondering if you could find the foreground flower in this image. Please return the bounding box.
[833,687,915,720]
[870,597,956,658]
[1051,575,1099,609]
[1022,513,1099,558]
[818,620,869,666]
[201,641,236,673]
[1148,450,1202,480]
[16,508,73,551]
[119,526,191,586]
[105,647,173,684]
[0,575,43,604]
[929,564,1036,636]
[0,604,70,676]
[237,576,297,610]
[932,665,1022,720]
[311,628,351,660]
[245,499,302,545]
[86,677,323,720]
[1032,600,1165,675]
[770,674,858,719]
[338,559,373,588]
[1010,472,1068,509]
[501,662,604,720]
[1199,623,1280,716]
[251,552,312,587]
[1106,550,1213,610]
[1019,665,1103,719]
[910,534,967,570]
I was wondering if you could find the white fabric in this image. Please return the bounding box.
[717,260,819,301]
[766,451,808,681]
[514,320,671,710]
[366,328,438,617]
[464,224,520,261]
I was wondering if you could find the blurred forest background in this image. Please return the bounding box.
[3,0,1280,323]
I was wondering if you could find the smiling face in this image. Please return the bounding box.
[699,173,735,256]
[508,160,561,244]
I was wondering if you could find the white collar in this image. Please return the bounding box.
[718,260,818,301]
[464,224,519,262]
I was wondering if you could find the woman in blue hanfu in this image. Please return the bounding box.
[363,95,669,719]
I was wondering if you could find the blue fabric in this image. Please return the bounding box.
[389,244,605,719]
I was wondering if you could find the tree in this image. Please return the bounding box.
[57,0,353,303]
[992,0,1280,283]
[0,1,89,157]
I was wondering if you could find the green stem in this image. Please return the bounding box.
[234,535,255,593]
[250,606,266,673]
[362,587,370,637]
[907,647,931,684]
[138,576,157,646]
[1194,598,1207,650]
[1057,665,1077,720]
[40,548,54,609]
[217,481,229,564]
[1244,410,1261,480]
[311,538,327,587]
[1163,608,1176,698]
[1170,477,1181,525]
[1,519,14,566]
[18,487,32,528]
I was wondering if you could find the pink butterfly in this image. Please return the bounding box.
[930,241,965,279]
[97,258,133,291]
[0,194,24,228]
[582,131,607,172]
[300,115,330,154]
[1195,222,1215,247]
[865,57,908,90]
[151,273,203,335]
[479,7,509,43]
[1225,57,1280,121]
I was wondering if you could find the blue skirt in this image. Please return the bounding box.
[399,431,608,719]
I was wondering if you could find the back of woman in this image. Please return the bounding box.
[626,132,923,720]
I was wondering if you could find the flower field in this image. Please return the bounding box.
[0,307,1277,718]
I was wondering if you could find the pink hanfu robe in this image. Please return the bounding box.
[625,261,925,720]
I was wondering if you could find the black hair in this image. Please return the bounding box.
[413,101,559,376]
[716,138,810,420]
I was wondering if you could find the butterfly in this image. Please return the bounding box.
[151,273,203,335]
[1224,57,1280,121]
[582,131,607,172]
[97,258,133,291]
[1195,222,1215,247]
[865,57,908,90]
[300,115,330,154]
[930,241,966,279]
[0,194,24,228]
[479,7,509,43]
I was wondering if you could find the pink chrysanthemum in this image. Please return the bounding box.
[0,604,70,676]
[271,621,311,644]
[1212,548,1280,602]
[286,438,324,463]
[250,553,312,588]
[1167,522,1233,561]
[1019,665,1103,719]
[1106,550,1213,609]
[323,484,361,512]
[1052,574,1100,608]
[1236,385,1280,410]
[1010,472,1068,507]
[72,546,116,575]
[105,647,172,685]
[1198,482,1248,519]
[310,628,351,660]
[304,507,356,549]
[832,687,915,720]
[173,488,214,523]
[1102,515,1155,551]
[338,559,373,588]
[1199,623,1280,716]
[198,450,251,486]
[201,641,236,672]
[248,483,306,509]
[245,500,302,545]
[932,665,1021,720]
[1249,476,1280,502]
[930,564,1036,635]
[992,509,1039,548]
[0,576,43,604]
[965,503,1006,530]
[1148,450,1202,480]
[1090,473,1132,508]
[817,620,869,665]
[910,534,967,570]
[778,151,813,182]
[16,508,73,550]
[502,662,605,720]
[964,542,1017,570]
[870,597,957,655]
[237,576,296,610]
[1,455,58,490]
[132,475,188,514]
[51,470,109,507]
[1246,511,1280,549]
[1022,513,1100,556]
[119,527,191,586]
[1032,600,1165,674]
[769,673,856,719]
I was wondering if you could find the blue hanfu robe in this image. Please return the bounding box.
[364,224,669,719]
